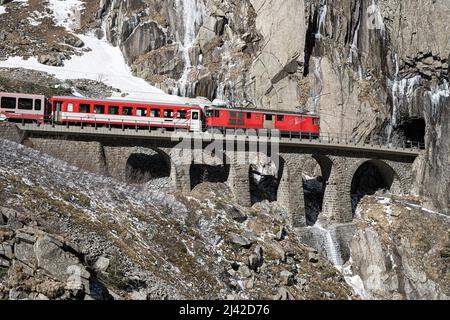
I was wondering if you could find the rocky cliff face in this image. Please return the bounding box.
[94,0,449,213]
[347,195,450,299]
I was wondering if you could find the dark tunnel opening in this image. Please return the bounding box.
[190,164,230,190]
[126,152,170,184]
[250,163,279,205]
[351,160,396,215]
[397,118,426,145]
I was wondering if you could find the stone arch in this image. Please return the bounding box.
[347,159,402,215]
[249,152,282,205]
[189,148,231,191]
[303,154,333,225]
[125,147,171,184]
[190,163,231,190]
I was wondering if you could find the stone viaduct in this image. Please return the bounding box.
[0,123,420,227]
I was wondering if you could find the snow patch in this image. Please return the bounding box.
[0,6,5,15]
[0,33,188,103]
[47,0,84,31]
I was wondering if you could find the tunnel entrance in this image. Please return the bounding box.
[351,160,398,214]
[190,164,230,190]
[126,151,170,184]
[397,118,426,145]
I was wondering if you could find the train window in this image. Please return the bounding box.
[265,114,273,121]
[215,110,220,117]
[136,108,147,117]
[164,109,174,118]
[312,118,315,125]
[247,112,252,119]
[192,112,199,120]
[79,104,90,113]
[277,115,284,121]
[206,110,213,118]
[18,98,33,110]
[1,97,16,109]
[67,103,74,112]
[34,99,42,111]
[108,106,119,115]
[177,110,187,119]
[122,107,133,116]
[150,108,161,117]
[94,105,105,114]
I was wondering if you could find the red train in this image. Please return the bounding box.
[205,107,320,137]
[0,92,320,136]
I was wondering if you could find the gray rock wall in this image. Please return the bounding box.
[93,0,449,214]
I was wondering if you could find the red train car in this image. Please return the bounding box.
[50,96,203,132]
[205,107,320,137]
[0,92,50,123]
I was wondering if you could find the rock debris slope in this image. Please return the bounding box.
[0,139,354,300]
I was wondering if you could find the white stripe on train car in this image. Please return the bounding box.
[60,112,191,126]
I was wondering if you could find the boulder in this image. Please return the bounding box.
[9,289,29,300]
[275,226,286,241]
[93,256,110,272]
[227,207,247,223]
[280,270,294,286]
[64,36,84,48]
[0,256,10,267]
[273,286,294,300]
[308,252,319,264]
[130,290,147,300]
[14,240,36,269]
[0,207,21,229]
[34,234,89,283]
[247,245,264,271]
[238,265,252,279]
[230,233,253,248]
[243,278,254,289]
[38,54,64,67]
[0,243,14,259]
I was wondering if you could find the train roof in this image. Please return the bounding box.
[51,96,203,108]
[206,106,319,117]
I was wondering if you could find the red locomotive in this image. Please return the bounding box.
[205,106,320,137]
[0,92,320,136]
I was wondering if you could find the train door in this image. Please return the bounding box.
[52,100,63,123]
[190,110,201,132]
[263,114,275,129]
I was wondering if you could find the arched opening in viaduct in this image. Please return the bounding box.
[125,149,171,184]
[303,155,332,226]
[249,157,280,205]
[350,160,400,214]
[190,164,230,190]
